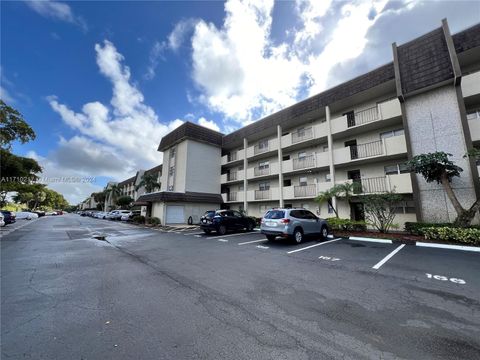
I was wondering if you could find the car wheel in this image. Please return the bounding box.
[217,225,227,235]
[246,221,254,232]
[293,228,303,244]
[266,235,276,241]
[321,226,328,240]
[203,229,211,234]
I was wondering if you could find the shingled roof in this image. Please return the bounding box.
[158,122,223,151]
[144,164,163,175]
[118,176,136,187]
[135,191,223,204]
[452,22,480,54]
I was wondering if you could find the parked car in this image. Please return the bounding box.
[200,209,256,235]
[0,212,5,227]
[33,210,46,217]
[112,210,132,220]
[260,208,329,244]
[15,211,39,220]
[121,210,140,221]
[0,210,16,225]
[95,212,108,219]
[46,211,58,216]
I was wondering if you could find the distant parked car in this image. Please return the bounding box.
[95,211,108,219]
[121,210,140,221]
[200,209,256,235]
[112,210,132,220]
[106,211,119,220]
[33,210,46,217]
[0,212,5,227]
[0,210,16,225]
[15,212,39,220]
[260,208,329,244]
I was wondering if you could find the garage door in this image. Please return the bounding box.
[166,206,185,224]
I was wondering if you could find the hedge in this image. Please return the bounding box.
[146,217,161,226]
[327,218,367,232]
[405,221,480,235]
[132,215,145,224]
[423,227,480,245]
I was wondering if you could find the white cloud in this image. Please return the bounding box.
[184,0,393,125]
[144,41,166,80]
[48,40,184,202]
[24,0,88,32]
[197,117,221,132]
[168,18,198,51]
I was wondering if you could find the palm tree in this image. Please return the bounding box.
[315,182,362,218]
[105,184,122,207]
[136,173,160,194]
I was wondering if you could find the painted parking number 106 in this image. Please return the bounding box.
[426,273,466,284]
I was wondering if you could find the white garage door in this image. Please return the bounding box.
[166,206,185,224]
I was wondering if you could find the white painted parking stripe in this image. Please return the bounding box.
[238,239,267,245]
[349,236,392,244]
[372,244,405,270]
[184,232,205,236]
[416,242,480,252]
[287,238,342,254]
[218,239,228,242]
[207,232,256,239]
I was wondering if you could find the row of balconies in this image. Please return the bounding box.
[221,98,402,165]
[221,173,413,203]
[221,135,407,183]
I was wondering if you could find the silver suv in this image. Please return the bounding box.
[260,208,329,243]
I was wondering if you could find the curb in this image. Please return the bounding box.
[338,234,479,252]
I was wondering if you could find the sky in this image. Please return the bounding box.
[2,0,479,204]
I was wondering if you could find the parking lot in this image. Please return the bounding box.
[2,214,480,359]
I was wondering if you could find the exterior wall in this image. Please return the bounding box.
[150,201,220,224]
[404,85,478,223]
[185,140,221,193]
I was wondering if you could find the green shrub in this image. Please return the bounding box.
[132,215,145,224]
[146,217,161,226]
[423,227,480,245]
[405,221,479,235]
[327,218,367,232]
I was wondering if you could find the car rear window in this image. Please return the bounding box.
[264,210,285,219]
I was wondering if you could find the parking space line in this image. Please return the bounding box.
[206,232,256,239]
[238,239,267,245]
[372,244,405,270]
[287,238,342,254]
[184,232,205,236]
[416,242,480,252]
[349,236,392,244]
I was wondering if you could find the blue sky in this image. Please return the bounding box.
[2,0,479,204]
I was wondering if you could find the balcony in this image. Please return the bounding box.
[468,117,480,143]
[221,191,245,203]
[221,150,244,165]
[462,71,480,98]
[281,122,327,148]
[221,170,245,184]
[247,138,278,158]
[346,173,412,194]
[247,162,279,179]
[334,135,407,165]
[294,184,317,197]
[255,189,270,200]
[331,99,402,135]
[293,154,316,170]
[247,187,280,201]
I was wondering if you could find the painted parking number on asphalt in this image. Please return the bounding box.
[425,273,466,284]
[319,255,341,262]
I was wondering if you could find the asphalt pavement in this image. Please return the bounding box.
[1,214,479,359]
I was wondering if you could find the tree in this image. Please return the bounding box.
[136,172,160,194]
[105,184,122,205]
[92,191,107,210]
[0,100,36,150]
[360,192,403,233]
[407,151,480,227]
[116,195,133,209]
[314,182,362,218]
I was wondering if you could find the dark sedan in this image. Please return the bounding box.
[0,210,16,225]
[200,210,256,235]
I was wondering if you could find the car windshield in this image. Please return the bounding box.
[264,210,285,219]
[204,211,216,218]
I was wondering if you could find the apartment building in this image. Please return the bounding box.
[140,20,480,226]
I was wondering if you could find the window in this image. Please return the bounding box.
[290,210,304,219]
[284,203,293,209]
[380,129,404,139]
[239,184,244,191]
[298,151,307,160]
[258,139,269,150]
[259,182,270,191]
[322,145,329,152]
[399,163,409,174]
[238,165,244,171]
[394,201,415,214]
[325,173,331,182]
[283,179,292,187]
[264,210,285,219]
[466,109,480,120]
[259,205,269,214]
[296,127,306,137]
[303,210,317,219]
[232,210,243,217]
[283,155,290,161]
[299,177,307,186]
[385,163,410,175]
[258,161,269,170]
[328,203,335,214]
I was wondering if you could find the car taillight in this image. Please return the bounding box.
[281,218,290,224]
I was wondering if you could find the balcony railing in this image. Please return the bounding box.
[254,167,270,176]
[350,140,383,160]
[293,155,316,170]
[254,143,269,155]
[360,177,388,194]
[227,192,237,201]
[227,152,238,162]
[291,127,313,144]
[227,172,237,181]
[255,189,270,200]
[347,106,379,128]
[294,184,317,197]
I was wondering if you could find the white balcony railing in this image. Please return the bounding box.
[294,184,317,197]
[291,127,314,144]
[255,189,270,200]
[292,155,316,170]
